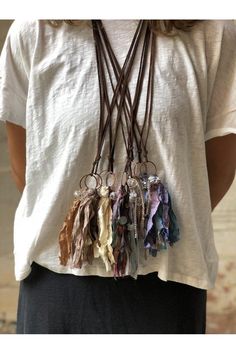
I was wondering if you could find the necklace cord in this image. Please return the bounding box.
[91,20,156,177]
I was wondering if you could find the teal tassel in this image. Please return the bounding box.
[144,175,180,256]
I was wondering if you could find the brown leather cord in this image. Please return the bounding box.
[96,21,145,169]
[137,21,156,162]
[92,23,129,172]
[124,22,151,169]
[91,21,112,174]
[91,20,156,177]
[90,20,145,175]
[93,26,132,170]
[97,20,156,169]
[124,21,156,166]
[95,20,150,170]
[94,19,146,174]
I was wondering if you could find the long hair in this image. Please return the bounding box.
[46,20,203,36]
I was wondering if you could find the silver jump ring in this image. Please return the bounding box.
[133,162,143,176]
[105,172,116,187]
[120,171,128,186]
[79,173,102,189]
[145,160,157,175]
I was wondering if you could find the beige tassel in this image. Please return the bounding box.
[59,197,81,266]
[71,189,100,268]
[95,186,115,271]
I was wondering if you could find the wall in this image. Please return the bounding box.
[0,19,20,334]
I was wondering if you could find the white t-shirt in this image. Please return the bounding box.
[1,20,236,289]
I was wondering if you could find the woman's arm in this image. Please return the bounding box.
[205,134,236,211]
[5,121,26,193]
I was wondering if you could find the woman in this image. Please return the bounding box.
[0,19,236,334]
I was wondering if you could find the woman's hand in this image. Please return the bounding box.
[205,134,236,211]
[5,121,26,193]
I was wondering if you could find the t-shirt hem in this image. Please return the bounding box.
[15,260,215,290]
[205,127,236,141]
[157,270,214,290]
[15,267,32,282]
[0,112,26,129]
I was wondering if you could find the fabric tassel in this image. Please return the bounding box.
[59,197,81,266]
[111,187,132,277]
[71,188,100,268]
[111,185,126,221]
[95,185,115,271]
[155,185,180,246]
[139,172,150,236]
[127,178,140,277]
[59,174,179,277]
[110,186,125,263]
[128,176,145,239]
[146,181,161,235]
[144,175,179,256]
[167,193,180,245]
[143,176,162,256]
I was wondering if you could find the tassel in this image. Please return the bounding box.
[126,175,146,239]
[111,185,126,221]
[167,193,180,245]
[143,176,161,256]
[59,197,81,266]
[127,226,139,277]
[144,175,180,256]
[155,184,180,246]
[139,172,150,236]
[146,179,161,235]
[72,188,100,268]
[95,185,115,271]
[111,187,132,277]
[59,173,180,277]
[127,178,140,276]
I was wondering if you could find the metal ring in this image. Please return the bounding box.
[140,162,148,174]
[137,160,158,176]
[97,169,116,187]
[93,173,103,189]
[97,169,107,185]
[133,162,143,176]
[105,172,116,187]
[79,173,102,190]
[145,160,158,175]
[120,171,128,186]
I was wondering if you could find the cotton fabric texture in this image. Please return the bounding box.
[1,20,236,289]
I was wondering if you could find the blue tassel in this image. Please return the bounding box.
[167,193,180,245]
[111,188,132,277]
[143,175,180,256]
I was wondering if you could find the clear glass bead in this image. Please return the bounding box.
[73,190,81,198]
[118,216,128,225]
[109,191,117,200]
[127,177,138,189]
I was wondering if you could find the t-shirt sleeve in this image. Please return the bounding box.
[0,21,29,129]
[205,20,236,141]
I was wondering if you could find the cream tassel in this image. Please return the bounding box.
[95,185,115,271]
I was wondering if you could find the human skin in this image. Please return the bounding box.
[205,133,236,211]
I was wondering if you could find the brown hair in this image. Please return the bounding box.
[46,20,203,36]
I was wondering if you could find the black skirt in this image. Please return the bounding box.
[16,262,207,334]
